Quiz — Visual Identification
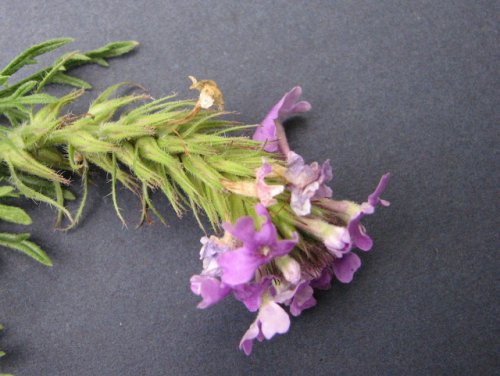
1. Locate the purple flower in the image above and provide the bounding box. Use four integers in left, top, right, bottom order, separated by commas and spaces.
271, 278, 317, 317
239, 300, 291, 355
190, 236, 233, 308
288, 282, 317, 316
233, 277, 272, 312
256, 159, 284, 207
252, 87, 311, 153
217, 204, 298, 286
332, 252, 362, 283
311, 267, 334, 290
296, 217, 351, 258
198, 236, 231, 277
348, 173, 391, 252
190, 275, 231, 308
286, 151, 333, 216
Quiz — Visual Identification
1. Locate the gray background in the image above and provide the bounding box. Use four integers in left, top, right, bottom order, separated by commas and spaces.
0, 1, 498, 375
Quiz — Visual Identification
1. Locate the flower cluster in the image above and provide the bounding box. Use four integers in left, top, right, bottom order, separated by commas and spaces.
191, 87, 390, 354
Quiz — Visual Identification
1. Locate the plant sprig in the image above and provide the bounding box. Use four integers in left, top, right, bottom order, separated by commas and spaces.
0, 38, 138, 266
0, 38, 139, 126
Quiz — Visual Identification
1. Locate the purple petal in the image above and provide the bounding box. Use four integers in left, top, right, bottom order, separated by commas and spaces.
256, 161, 284, 207
313, 159, 333, 199
252, 87, 311, 153
254, 204, 279, 245
347, 173, 391, 251
290, 183, 317, 216
278, 87, 311, 118
190, 275, 231, 309
289, 283, 317, 316
289, 100, 312, 114
367, 173, 391, 207
254, 217, 279, 246
259, 301, 291, 339
233, 278, 272, 312
239, 320, 261, 356
255, 203, 272, 221
332, 252, 362, 283
348, 212, 373, 251
324, 226, 351, 257
311, 267, 333, 290
257, 161, 272, 180
218, 247, 263, 286
222, 216, 256, 244
270, 233, 299, 258
285, 152, 333, 216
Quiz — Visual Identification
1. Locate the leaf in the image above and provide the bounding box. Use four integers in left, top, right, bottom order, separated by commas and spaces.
11, 81, 37, 98
0, 204, 32, 225
0, 38, 73, 77
35, 51, 78, 93
0, 39, 138, 99
0, 232, 52, 266
0, 186, 15, 197
51, 72, 92, 89
85, 40, 139, 60
15, 93, 57, 105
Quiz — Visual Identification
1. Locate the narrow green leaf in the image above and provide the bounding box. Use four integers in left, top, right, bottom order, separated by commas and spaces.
0, 204, 32, 225
0, 232, 52, 266
53, 181, 64, 226
85, 40, 139, 59
0, 38, 73, 76
51, 72, 92, 89
0, 39, 137, 98
16, 93, 57, 104
111, 153, 127, 226
64, 167, 88, 230
7, 162, 73, 224
0, 186, 15, 197
35, 51, 79, 93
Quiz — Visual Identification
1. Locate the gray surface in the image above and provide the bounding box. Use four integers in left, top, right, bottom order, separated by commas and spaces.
0, 1, 498, 375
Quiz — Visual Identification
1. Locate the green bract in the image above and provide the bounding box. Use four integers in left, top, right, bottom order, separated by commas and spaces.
0, 38, 138, 266
3, 83, 277, 230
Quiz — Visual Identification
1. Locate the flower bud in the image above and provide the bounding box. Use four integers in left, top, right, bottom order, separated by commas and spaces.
275, 255, 301, 284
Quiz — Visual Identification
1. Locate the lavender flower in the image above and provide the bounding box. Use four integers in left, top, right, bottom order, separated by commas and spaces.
190, 275, 231, 309
189, 85, 391, 355
190, 236, 233, 308
296, 217, 351, 258
221, 159, 284, 207
273, 280, 317, 317
288, 282, 317, 316
217, 204, 298, 286
332, 252, 362, 284
320, 173, 391, 252
252, 87, 311, 153
348, 173, 391, 251
256, 159, 285, 207
232, 277, 272, 312
239, 299, 291, 355
286, 151, 333, 216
